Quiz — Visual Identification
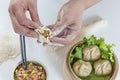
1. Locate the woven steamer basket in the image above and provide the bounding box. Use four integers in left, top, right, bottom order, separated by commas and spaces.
65, 41, 119, 80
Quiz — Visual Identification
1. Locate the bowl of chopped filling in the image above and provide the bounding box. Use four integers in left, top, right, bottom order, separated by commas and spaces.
14, 61, 47, 80
65, 35, 119, 80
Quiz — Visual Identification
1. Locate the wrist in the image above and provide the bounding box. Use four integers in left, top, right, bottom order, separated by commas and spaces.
69, 0, 102, 10
67, 0, 85, 11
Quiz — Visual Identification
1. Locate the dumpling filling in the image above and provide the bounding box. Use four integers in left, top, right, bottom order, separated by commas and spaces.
14, 62, 47, 80
35, 26, 53, 44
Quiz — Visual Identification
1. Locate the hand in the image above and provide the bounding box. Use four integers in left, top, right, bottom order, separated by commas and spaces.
48, 0, 84, 46
9, 0, 41, 38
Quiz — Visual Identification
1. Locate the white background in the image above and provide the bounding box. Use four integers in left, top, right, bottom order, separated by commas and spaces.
0, 0, 120, 80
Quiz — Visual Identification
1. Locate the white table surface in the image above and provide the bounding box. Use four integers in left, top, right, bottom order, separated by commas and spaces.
0, 0, 120, 80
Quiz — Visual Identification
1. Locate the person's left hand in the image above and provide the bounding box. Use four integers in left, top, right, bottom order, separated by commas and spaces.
48, 0, 85, 46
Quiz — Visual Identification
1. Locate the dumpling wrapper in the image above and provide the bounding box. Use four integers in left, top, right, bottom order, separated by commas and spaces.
83, 45, 101, 61
73, 60, 92, 77
94, 60, 112, 76
35, 26, 53, 44
0, 34, 20, 63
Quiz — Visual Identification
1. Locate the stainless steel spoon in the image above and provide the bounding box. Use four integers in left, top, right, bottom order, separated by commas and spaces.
20, 35, 27, 69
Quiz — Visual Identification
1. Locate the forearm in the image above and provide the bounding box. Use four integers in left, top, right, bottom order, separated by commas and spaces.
79, 0, 102, 9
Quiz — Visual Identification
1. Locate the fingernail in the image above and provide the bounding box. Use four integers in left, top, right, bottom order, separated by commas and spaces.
43, 42, 48, 46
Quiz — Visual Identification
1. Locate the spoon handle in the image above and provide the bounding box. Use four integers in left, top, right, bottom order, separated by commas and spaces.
20, 35, 27, 69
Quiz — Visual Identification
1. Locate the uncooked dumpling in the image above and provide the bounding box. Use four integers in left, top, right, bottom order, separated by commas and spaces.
83, 45, 101, 61
72, 60, 92, 77
94, 60, 112, 76
35, 26, 52, 44
0, 34, 20, 63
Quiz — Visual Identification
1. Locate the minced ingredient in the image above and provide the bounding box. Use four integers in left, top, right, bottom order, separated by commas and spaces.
14, 62, 47, 80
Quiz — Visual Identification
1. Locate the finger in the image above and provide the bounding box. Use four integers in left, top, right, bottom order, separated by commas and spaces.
48, 19, 68, 33
28, 0, 41, 25
48, 8, 71, 32
52, 25, 67, 36
10, 12, 38, 38
50, 28, 79, 45
54, 17, 69, 28
50, 35, 75, 45
14, 9, 40, 29
17, 26, 38, 38
47, 24, 56, 31
53, 13, 76, 32
57, 7, 64, 22
43, 42, 64, 47
50, 37, 68, 45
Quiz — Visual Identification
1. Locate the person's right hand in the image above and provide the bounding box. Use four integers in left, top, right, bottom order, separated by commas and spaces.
9, 0, 41, 38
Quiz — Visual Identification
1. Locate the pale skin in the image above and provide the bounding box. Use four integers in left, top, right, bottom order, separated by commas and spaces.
9, 0, 101, 46
9, 0, 41, 38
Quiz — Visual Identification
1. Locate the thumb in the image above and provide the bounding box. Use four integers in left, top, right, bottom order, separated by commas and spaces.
51, 13, 73, 36
51, 13, 70, 31
52, 6, 68, 30
51, 21, 67, 36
